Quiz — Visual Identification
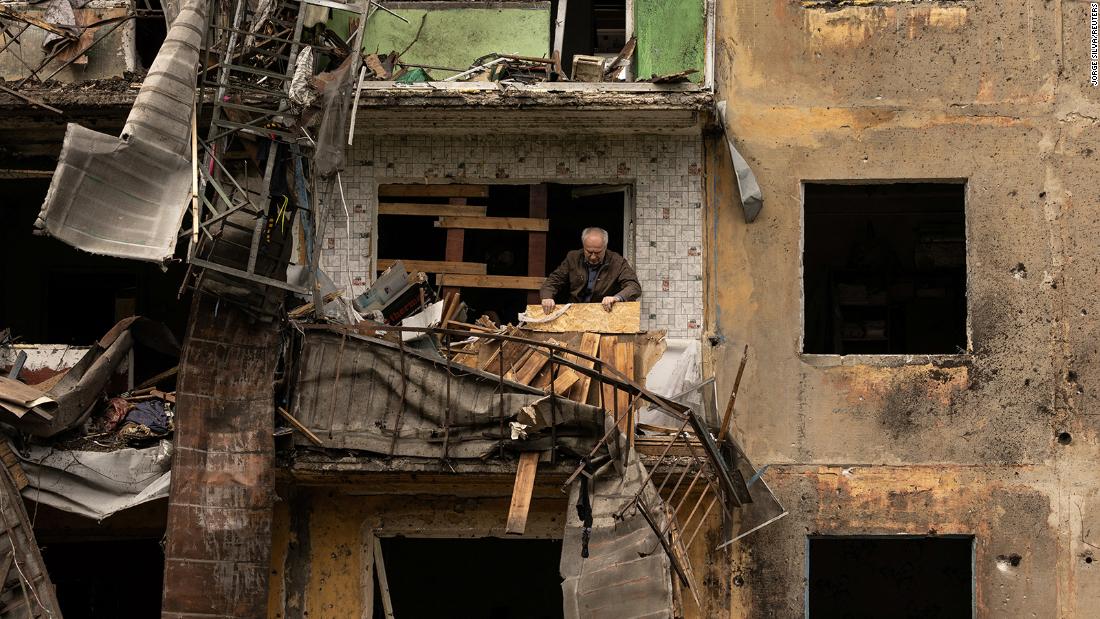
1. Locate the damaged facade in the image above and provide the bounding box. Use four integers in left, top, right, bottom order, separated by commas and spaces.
0, 0, 1096, 618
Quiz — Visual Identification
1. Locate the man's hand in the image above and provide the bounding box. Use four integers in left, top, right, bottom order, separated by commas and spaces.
601, 296, 619, 312
541, 298, 556, 315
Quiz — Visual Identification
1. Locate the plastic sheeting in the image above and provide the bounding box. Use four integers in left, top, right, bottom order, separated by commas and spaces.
19, 441, 172, 520
716, 100, 763, 223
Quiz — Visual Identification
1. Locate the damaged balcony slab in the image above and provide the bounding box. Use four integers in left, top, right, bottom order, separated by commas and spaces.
352, 86, 714, 135
282, 453, 577, 487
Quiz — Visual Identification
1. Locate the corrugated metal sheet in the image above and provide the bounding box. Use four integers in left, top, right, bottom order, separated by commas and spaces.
561, 458, 674, 619
35, 0, 206, 262
291, 330, 606, 459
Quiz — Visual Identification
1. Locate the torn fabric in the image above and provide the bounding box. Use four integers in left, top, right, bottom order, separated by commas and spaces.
716, 100, 763, 223
36, 0, 207, 262
19, 441, 172, 520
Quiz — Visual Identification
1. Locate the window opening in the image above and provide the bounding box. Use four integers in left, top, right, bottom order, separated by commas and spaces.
376, 537, 563, 619
802, 182, 967, 355
808, 536, 974, 618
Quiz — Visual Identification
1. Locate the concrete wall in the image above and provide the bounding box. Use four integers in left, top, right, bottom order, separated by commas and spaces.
267, 478, 569, 618
707, 1, 1100, 616
634, 0, 706, 80
324, 133, 706, 338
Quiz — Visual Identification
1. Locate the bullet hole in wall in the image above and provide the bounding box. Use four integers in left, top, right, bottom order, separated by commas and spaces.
1057, 432, 1072, 445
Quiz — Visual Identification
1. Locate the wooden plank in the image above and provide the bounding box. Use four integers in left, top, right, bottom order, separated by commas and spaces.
522, 302, 642, 333
567, 334, 601, 402
438, 274, 544, 290
373, 537, 395, 619
549, 332, 602, 395
378, 184, 489, 198
277, 407, 325, 447
436, 216, 549, 232
598, 336, 639, 442
377, 202, 487, 217
614, 339, 636, 447
442, 199, 466, 298
505, 451, 541, 535
361, 529, 375, 619
376, 259, 486, 275
511, 347, 552, 386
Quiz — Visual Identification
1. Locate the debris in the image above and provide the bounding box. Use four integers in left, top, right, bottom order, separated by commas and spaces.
716, 100, 764, 222
570, 55, 606, 82
603, 36, 637, 80
35, 0, 208, 262
505, 451, 540, 534
648, 68, 699, 83
277, 407, 325, 447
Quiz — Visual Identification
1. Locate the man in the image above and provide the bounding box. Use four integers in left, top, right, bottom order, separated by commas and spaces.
540, 227, 641, 313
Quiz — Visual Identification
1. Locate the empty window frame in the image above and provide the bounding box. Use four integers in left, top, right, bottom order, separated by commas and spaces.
374, 537, 564, 619
802, 182, 967, 355
808, 536, 974, 618
554, 0, 628, 75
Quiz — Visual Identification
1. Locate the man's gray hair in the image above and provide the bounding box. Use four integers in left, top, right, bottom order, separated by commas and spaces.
581, 227, 609, 245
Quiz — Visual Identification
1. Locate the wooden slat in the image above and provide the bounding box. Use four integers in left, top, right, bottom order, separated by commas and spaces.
511, 347, 552, 386
377, 202, 487, 217
376, 259, 487, 275
361, 529, 376, 619
277, 407, 325, 447
614, 339, 636, 446
600, 336, 636, 442
438, 274, 545, 290
505, 451, 541, 535
378, 184, 489, 198
373, 537, 395, 619
550, 332, 601, 397
567, 334, 601, 402
436, 216, 549, 232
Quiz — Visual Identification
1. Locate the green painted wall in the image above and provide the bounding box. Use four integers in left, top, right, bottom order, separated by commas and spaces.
335, 5, 550, 79
634, 0, 705, 81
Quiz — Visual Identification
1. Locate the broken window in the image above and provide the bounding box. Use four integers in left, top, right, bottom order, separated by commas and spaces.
41, 538, 166, 618
0, 179, 190, 344
375, 183, 627, 325
554, 0, 627, 76
808, 536, 974, 618
375, 537, 563, 618
802, 183, 967, 355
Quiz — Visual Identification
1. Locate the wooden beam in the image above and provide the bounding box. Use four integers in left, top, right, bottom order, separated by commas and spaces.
361, 529, 376, 619
436, 216, 549, 232
373, 537, 395, 619
377, 202, 487, 217
376, 259, 487, 275
528, 184, 548, 305
505, 451, 541, 535
378, 184, 489, 198
277, 407, 325, 447
614, 338, 636, 446
438, 274, 545, 290
442, 198, 467, 298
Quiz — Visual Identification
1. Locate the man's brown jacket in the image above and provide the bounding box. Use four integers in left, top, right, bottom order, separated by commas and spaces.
539, 249, 642, 303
